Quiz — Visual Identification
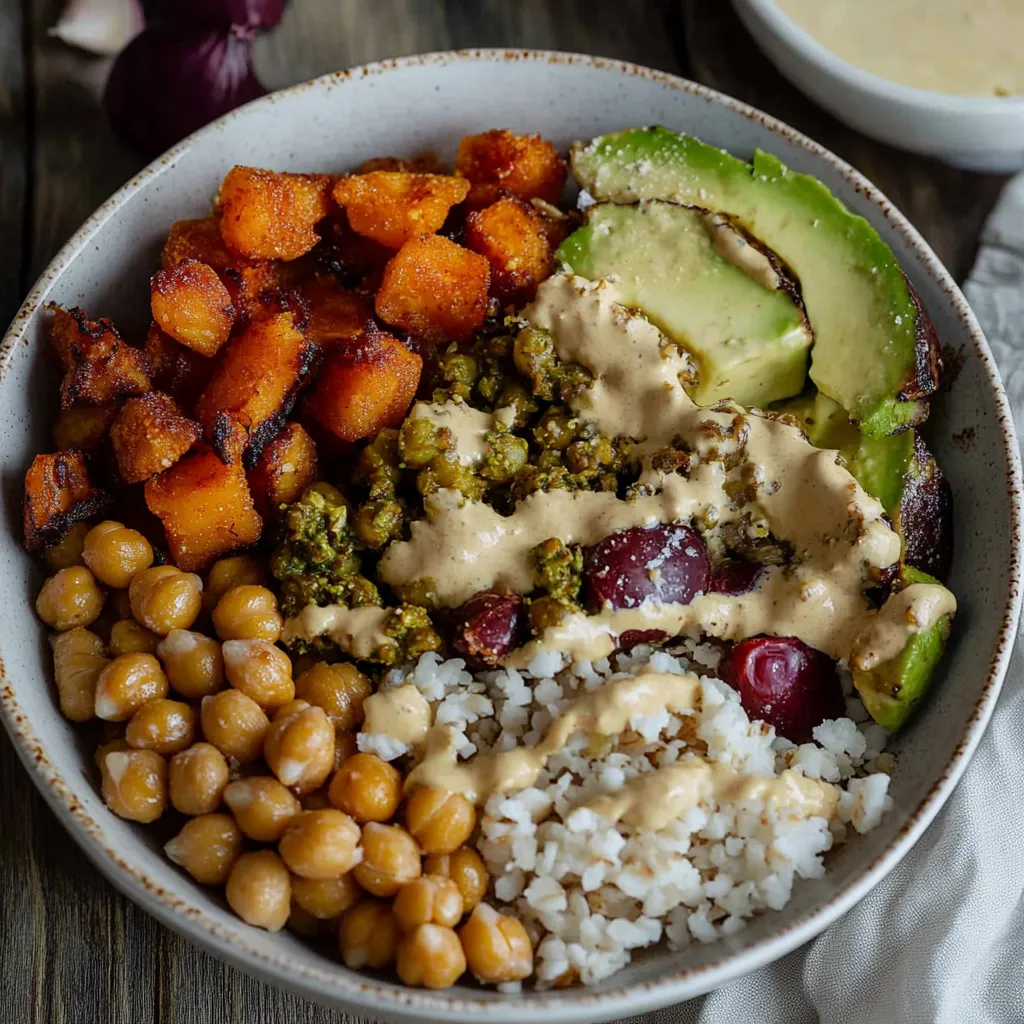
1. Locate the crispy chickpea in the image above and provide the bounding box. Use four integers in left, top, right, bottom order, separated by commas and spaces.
168, 742, 229, 815
394, 874, 464, 932
226, 850, 291, 932
338, 901, 400, 970
328, 753, 401, 824
200, 689, 269, 763
129, 565, 202, 635
353, 822, 421, 897
43, 521, 90, 571
333, 727, 358, 771
94, 652, 169, 721
222, 639, 295, 711
203, 555, 268, 614
291, 873, 360, 920
212, 585, 282, 642
264, 701, 334, 793
51, 627, 108, 722
94, 735, 128, 770
293, 661, 371, 730
36, 566, 105, 631
157, 629, 224, 699
224, 776, 300, 842
396, 924, 467, 989
100, 749, 167, 823
108, 619, 161, 656
423, 847, 489, 912
165, 813, 243, 885
82, 521, 154, 589
458, 902, 533, 984
405, 787, 476, 856
126, 698, 196, 754
278, 809, 362, 880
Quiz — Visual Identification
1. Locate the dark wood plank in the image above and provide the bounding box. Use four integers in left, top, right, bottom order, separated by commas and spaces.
682, 0, 1007, 281
0, 0, 27, 326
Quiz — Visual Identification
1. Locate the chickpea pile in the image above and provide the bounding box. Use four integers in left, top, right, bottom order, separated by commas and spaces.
35, 523, 534, 990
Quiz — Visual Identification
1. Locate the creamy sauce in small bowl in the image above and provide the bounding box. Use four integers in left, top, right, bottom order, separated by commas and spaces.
775, 0, 1024, 97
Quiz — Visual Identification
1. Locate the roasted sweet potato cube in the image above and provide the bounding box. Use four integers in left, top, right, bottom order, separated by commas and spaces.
23, 451, 111, 552
143, 324, 218, 411
305, 324, 421, 442
317, 213, 393, 289
150, 259, 235, 357
162, 217, 237, 271
300, 279, 371, 349
356, 153, 449, 175
145, 445, 262, 571
456, 130, 567, 206
375, 235, 490, 343
218, 166, 331, 261
50, 305, 150, 409
333, 172, 470, 249
247, 421, 319, 518
195, 311, 318, 461
110, 392, 202, 484
465, 196, 554, 301
52, 405, 117, 451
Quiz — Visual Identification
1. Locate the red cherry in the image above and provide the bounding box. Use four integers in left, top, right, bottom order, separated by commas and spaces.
721, 636, 845, 742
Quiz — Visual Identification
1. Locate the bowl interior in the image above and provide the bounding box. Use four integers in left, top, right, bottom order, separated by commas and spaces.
1, 52, 1019, 1022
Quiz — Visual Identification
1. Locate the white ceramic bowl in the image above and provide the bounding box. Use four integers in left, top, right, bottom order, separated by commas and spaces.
734, 0, 1024, 171
1, 50, 1021, 1024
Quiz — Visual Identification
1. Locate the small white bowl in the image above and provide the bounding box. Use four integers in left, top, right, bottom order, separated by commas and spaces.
734, 0, 1024, 171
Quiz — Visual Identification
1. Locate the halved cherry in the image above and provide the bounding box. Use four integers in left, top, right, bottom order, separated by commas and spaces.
582, 523, 710, 612
450, 590, 525, 667
720, 635, 845, 742
709, 558, 765, 596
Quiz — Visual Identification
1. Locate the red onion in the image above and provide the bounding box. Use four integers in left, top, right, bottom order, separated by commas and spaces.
104, 22, 266, 159
157, 0, 286, 30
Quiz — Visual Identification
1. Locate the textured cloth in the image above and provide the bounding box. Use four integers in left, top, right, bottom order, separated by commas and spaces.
621, 178, 1024, 1024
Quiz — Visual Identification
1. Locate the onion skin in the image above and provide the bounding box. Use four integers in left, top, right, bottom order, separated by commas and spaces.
104, 22, 267, 159
157, 0, 287, 29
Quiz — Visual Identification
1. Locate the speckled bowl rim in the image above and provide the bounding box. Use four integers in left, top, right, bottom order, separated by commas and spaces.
1, 49, 1021, 1023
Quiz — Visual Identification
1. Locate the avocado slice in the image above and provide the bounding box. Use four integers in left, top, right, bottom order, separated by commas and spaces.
775, 391, 953, 581
853, 565, 953, 732
556, 201, 812, 407
571, 127, 941, 438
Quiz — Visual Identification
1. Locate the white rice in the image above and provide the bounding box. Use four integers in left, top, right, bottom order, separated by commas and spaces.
375, 641, 893, 987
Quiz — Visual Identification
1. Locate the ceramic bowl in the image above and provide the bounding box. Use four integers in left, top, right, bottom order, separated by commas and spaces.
1, 50, 1020, 1024
733, 0, 1024, 172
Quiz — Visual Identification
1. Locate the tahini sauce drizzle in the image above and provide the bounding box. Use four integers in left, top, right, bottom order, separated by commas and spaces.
409, 400, 495, 467
408, 668, 838, 824
282, 604, 393, 661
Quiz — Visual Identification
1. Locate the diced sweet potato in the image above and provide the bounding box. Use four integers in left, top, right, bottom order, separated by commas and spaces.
150, 259, 235, 357
375, 235, 490, 343
356, 153, 449, 175
333, 172, 470, 249
531, 198, 576, 250
456, 130, 567, 207
247, 421, 319, 518
23, 451, 111, 552
195, 311, 318, 463
465, 196, 554, 301
162, 216, 282, 321
50, 305, 150, 409
110, 392, 202, 484
52, 405, 117, 451
162, 217, 237, 271
145, 445, 262, 571
143, 324, 218, 411
218, 166, 331, 261
305, 323, 421, 442
299, 279, 371, 350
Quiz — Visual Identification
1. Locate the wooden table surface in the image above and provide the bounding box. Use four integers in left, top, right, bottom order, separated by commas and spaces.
0, 2, 1009, 1021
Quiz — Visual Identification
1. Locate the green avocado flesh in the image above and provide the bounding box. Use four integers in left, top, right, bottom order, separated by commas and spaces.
775, 391, 914, 515
556, 201, 812, 408
853, 566, 952, 732
571, 127, 927, 437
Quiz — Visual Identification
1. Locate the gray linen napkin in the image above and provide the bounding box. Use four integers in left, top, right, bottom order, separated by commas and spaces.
620, 177, 1024, 1024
